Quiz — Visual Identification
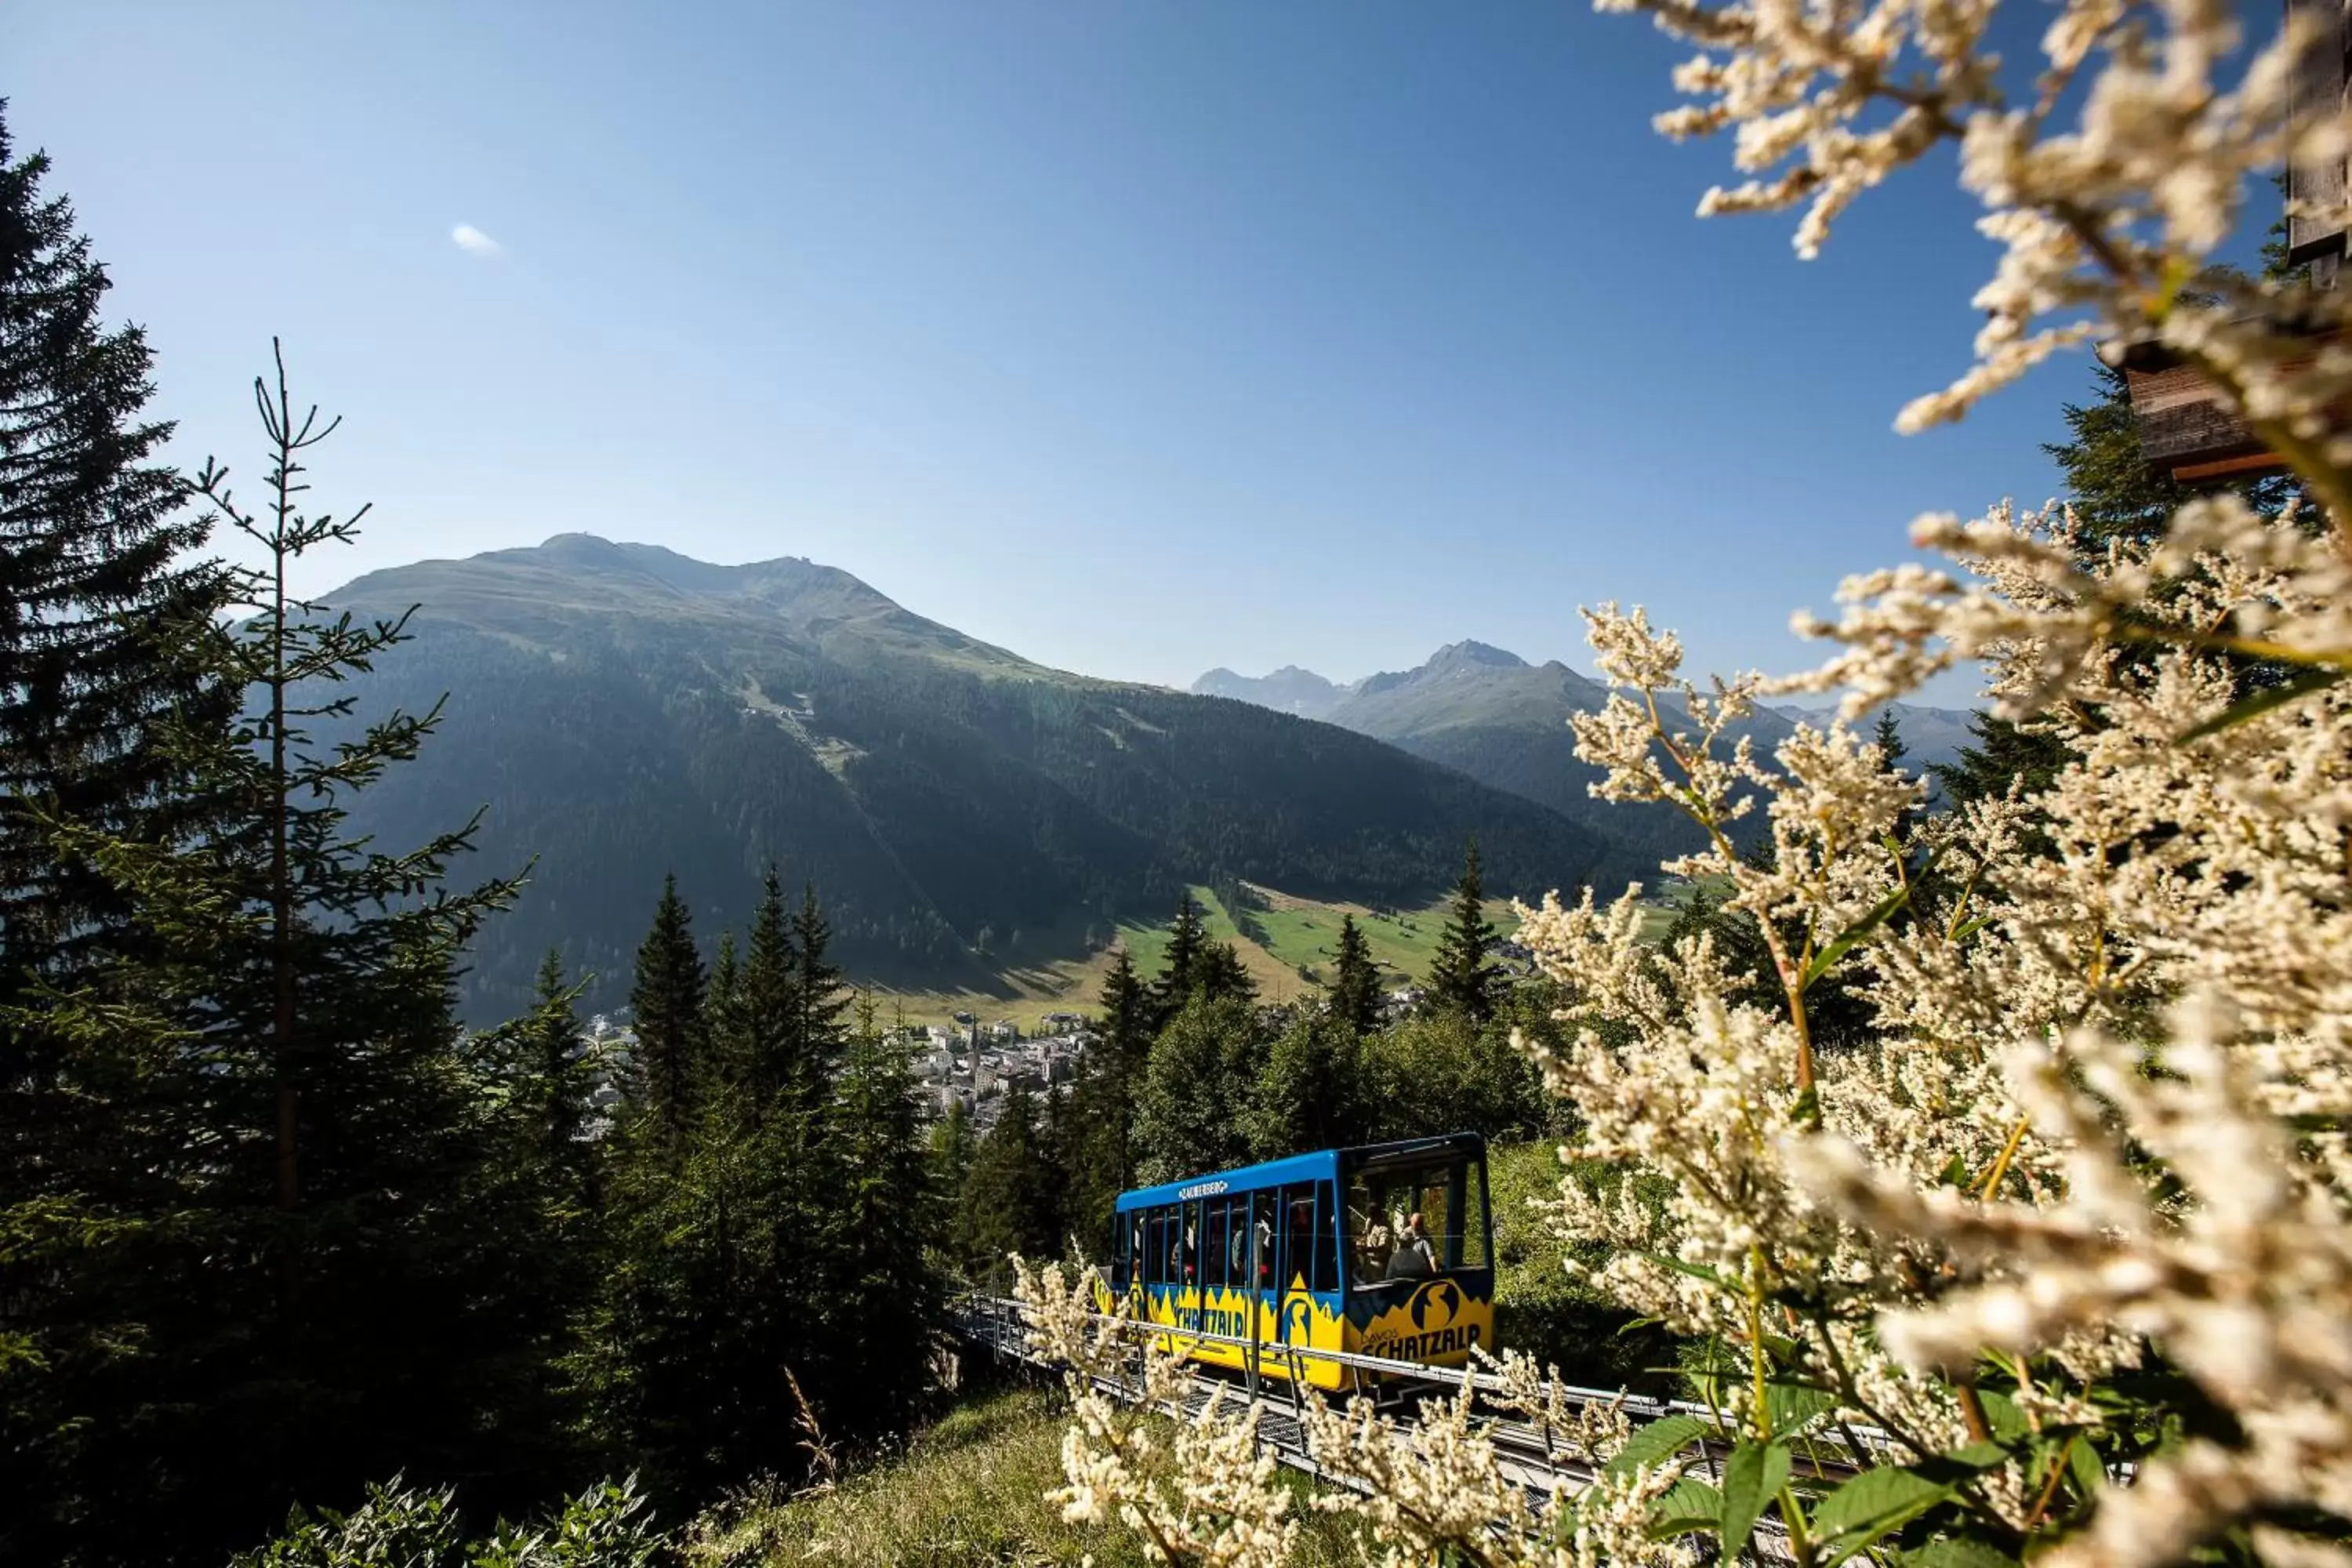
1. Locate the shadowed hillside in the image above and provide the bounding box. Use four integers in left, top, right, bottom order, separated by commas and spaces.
320, 537, 1644, 1021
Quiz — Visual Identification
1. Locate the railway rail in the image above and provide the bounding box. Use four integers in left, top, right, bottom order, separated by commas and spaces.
951, 1291, 1865, 1548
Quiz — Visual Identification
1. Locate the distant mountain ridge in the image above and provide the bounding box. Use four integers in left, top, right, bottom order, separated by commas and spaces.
1192, 648, 1979, 867
317, 536, 1642, 1022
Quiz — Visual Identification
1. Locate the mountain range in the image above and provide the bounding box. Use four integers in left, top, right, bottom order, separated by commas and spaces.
318, 536, 1646, 1022
1192, 647, 1980, 865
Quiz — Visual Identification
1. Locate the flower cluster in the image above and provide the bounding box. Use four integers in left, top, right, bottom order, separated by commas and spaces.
1031, 0, 2352, 1560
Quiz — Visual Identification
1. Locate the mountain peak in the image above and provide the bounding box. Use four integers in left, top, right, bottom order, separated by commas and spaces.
1424, 640, 1526, 673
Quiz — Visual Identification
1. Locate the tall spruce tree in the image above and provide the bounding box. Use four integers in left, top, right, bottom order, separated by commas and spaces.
1057, 947, 1151, 1253
819, 992, 939, 1436
0, 106, 231, 1036
1153, 891, 1208, 1022
1327, 913, 1383, 1036
786, 881, 849, 1103
736, 866, 801, 1116
1426, 837, 1500, 1023
627, 873, 705, 1145
960, 1080, 1054, 1285
517, 949, 599, 1196
2, 344, 539, 1563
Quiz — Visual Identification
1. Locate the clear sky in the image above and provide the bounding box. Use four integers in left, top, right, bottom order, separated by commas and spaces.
17, 1, 2109, 700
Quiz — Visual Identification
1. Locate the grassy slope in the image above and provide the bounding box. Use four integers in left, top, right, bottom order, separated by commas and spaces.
867, 882, 1549, 1029
684, 1387, 1359, 1567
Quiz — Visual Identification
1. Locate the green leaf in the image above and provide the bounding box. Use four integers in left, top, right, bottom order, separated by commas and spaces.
1646, 1478, 1725, 1540
1721, 1440, 1793, 1562
1636, 1250, 1730, 1290
1810, 1446, 2008, 1567
2176, 666, 2349, 744
2067, 1436, 2107, 1500
1766, 1381, 1837, 1439
1951, 914, 1996, 943
1936, 1152, 1971, 1189
1975, 1388, 2030, 1443
1889, 1537, 2020, 1568
1602, 1413, 1711, 1479
1800, 863, 1929, 992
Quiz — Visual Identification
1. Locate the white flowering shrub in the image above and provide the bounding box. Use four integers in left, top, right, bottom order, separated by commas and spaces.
1025, 0, 2352, 1562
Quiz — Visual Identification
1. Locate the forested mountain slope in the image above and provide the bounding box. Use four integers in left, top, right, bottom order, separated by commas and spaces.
321, 535, 1640, 1022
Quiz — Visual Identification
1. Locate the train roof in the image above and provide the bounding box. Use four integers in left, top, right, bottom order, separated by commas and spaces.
1113, 1132, 1486, 1213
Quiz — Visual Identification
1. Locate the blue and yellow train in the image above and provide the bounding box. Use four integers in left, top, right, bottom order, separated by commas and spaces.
1108, 1132, 1495, 1391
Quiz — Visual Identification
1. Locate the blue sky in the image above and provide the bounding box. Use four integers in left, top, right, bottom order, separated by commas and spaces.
17, 1, 2111, 700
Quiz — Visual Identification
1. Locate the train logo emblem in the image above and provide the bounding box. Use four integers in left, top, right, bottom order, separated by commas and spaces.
1409, 1279, 1461, 1331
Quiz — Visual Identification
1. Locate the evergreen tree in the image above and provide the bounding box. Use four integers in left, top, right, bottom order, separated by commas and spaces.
1426, 837, 1500, 1023
1097, 946, 1151, 1086
960, 1080, 1054, 1285
1153, 891, 1207, 1022
1327, 913, 1383, 1036
1057, 947, 1151, 1254
818, 992, 938, 1439
626, 873, 704, 1145
1193, 938, 1258, 1007
0, 105, 232, 1048
517, 949, 599, 1197
786, 881, 850, 1105
735, 866, 801, 1116
927, 1094, 975, 1225
1, 344, 539, 1563
1872, 710, 1907, 770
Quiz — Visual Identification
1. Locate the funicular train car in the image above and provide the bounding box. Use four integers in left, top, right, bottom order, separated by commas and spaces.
1107, 1132, 1495, 1391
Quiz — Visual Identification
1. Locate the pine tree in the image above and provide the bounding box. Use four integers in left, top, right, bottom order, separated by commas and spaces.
517, 949, 598, 1192
928, 1094, 975, 1219
0, 106, 232, 1039
1872, 710, 1907, 770
787, 881, 850, 1105
2, 344, 538, 1563
736, 866, 801, 1116
818, 992, 938, 1439
1057, 947, 1151, 1253
1426, 837, 1500, 1023
703, 928, 743, 1093
960, 1080, 1053, 1285
1327, 913, 1383, 1036
1194, 939, 1258, 1007
627, 873, 705, 1145
1153, 891, 1207, 1022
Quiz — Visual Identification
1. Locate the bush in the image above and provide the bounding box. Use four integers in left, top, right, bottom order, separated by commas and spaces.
231, 1476, 662, 1568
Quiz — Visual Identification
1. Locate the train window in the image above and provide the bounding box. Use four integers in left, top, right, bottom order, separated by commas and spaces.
1278, 1183, 1316, 1292
1250, 1192, 1276, 1289
1345, 1158, 1490, 1283
1112, 1215, 1130, 1290
1203, 1200, 1230, 1289
1181, 1203, 1201, 1287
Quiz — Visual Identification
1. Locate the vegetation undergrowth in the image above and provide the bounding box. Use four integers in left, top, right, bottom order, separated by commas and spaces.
680, 1386, 1360, 1568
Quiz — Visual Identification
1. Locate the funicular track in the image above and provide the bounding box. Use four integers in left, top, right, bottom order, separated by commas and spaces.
952, 1293, 1860, 1552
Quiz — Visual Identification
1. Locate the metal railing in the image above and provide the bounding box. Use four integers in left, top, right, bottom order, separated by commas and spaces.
948, 1290, 1878, 1524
